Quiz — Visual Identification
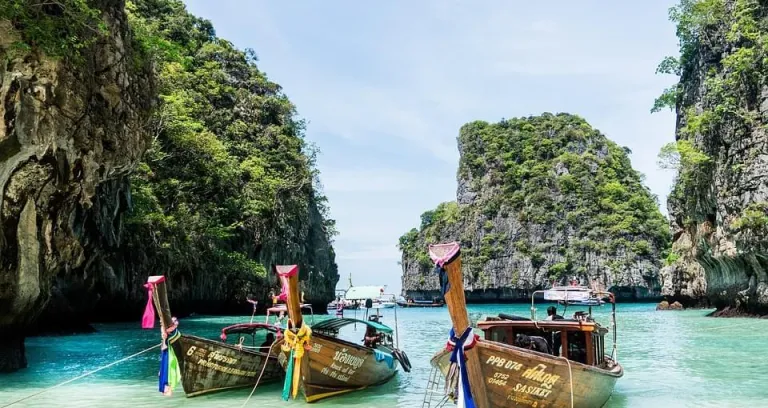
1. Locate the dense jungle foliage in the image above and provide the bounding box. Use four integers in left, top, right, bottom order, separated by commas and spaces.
653, 0, 768, 235
122, 0, 337, 286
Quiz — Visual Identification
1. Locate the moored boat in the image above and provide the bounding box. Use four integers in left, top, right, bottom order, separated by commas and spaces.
273, 265, 411, 403
142, 276, 283, 397
423, 242, 623, 408
395, 298, 445, 308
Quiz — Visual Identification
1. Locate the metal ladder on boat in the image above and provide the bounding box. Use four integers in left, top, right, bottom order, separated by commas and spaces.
421, 365, 452, 408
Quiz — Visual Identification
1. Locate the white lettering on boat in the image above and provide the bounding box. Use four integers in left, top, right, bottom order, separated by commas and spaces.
195, 357, 258, 377
332, 348, 366, 369
521, 364, 560, 390
513, 382, 553, 398
206, 351, 238, 365
310, 343, 323, 353
484, 355, 523, 371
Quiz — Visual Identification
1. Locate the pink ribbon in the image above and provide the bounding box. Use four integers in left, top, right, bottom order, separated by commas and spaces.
142, 283, 156, 329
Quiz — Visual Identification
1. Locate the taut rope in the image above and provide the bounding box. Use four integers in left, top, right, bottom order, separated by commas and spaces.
240, 341, 278, 407
1, 343, 161, 408
557, 356, 574, 408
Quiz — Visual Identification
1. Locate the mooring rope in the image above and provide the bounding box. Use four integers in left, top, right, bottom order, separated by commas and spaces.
1, 343, 161, 408
557, 356, 574, 408
240, 341, 278, 407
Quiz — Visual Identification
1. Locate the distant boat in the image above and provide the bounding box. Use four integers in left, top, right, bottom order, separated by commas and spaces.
372, 300, 396, 308
395, 298, 445, 308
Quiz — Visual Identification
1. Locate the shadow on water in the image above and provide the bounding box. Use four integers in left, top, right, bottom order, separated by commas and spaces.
2, 304, 768, 407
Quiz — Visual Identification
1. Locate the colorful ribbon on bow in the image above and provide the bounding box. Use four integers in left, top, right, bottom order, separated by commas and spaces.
431, 244, 459, 296
142, 282, 156, 329
446, 327, 478, 408
281, 320, 313, 400
159, 322, 182, 395
434, 264, 451, 295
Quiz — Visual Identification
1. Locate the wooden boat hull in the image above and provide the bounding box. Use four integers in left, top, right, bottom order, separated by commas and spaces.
431, 341, 622, 408
176, 334, 283, 397
277, 333, 398, 402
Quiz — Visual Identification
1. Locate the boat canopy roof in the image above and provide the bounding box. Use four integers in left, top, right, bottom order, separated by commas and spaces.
540, 286, 613, 306
311, 317, 393, 334
344, 286, 385, 300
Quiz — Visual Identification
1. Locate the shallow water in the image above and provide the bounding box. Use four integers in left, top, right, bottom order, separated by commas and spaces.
1, 303, 767, 408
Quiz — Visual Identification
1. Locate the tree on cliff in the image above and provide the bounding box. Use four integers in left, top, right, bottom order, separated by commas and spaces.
399, 113, 670, 300
122, 0, 339, 308
652, 0, 768, 314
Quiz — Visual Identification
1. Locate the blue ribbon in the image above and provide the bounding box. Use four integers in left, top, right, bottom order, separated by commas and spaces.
158, 346, 169, 393
449, 327, 476, 408
435, 264, 450, 295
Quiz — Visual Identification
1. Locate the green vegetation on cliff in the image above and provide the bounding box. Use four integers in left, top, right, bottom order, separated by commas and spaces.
655, 0, 768, 232
652, 0, 768, 313
0, 0, 106, 61
123, 0, 337, 295
400, 113, 669, 294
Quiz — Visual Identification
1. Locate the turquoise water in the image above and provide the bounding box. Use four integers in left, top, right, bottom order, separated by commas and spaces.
1, 303, 767, 407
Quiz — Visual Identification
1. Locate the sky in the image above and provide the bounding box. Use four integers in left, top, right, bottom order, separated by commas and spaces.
183, 0, 681, 295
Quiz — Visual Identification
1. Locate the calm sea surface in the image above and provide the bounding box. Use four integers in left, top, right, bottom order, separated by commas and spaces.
1, 303, 767, 408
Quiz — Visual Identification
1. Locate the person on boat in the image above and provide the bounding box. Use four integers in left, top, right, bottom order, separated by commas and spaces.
545, 306, 564, 320
363, 316, 383, 347
545, 306, 563, 356
514, 333, 550, 353
260, 332, 276, 350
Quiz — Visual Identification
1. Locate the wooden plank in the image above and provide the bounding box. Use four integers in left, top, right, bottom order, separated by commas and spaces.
441, 248, 490, 408
586, 333, 594, 366
277, 265, 303, 327
148, 276, 173, 332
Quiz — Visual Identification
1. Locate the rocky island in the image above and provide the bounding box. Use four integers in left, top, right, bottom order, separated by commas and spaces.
0, 0, 338, 372
399, 113, 670, 302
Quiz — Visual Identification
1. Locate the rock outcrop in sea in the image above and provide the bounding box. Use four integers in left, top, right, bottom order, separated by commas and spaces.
399, 113, 670, 302
656, 0, 768, 315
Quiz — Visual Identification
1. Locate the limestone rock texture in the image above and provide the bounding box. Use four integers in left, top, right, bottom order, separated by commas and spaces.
400, 113, 670, 303
0, 0, 153, 371
659, 0, 768, 316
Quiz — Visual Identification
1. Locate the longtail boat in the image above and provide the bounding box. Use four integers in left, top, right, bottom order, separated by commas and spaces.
424, 242, 623, 408
273, 265, 412, 403
142, 276, 283, 397
395, 298, 445, 308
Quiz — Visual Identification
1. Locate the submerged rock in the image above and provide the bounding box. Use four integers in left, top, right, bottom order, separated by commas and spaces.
656, 300, 684, 311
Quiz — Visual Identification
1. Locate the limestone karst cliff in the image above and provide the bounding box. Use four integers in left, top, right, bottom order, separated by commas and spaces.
0, 0, 154, 371
399, 113, 670, 302
0, 0, 339, 372
656, 0, 768, 315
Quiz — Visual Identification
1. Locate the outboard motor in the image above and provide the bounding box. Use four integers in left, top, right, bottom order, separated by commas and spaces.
365, 298, 373, 309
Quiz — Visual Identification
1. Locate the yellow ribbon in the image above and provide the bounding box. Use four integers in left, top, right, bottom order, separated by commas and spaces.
281, 320, 312, 399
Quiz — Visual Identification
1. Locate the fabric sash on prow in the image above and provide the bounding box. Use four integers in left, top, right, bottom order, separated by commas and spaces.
144, 275, 173, 331
275, 265, 302, 328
